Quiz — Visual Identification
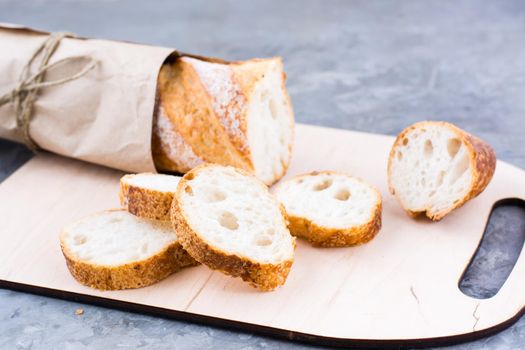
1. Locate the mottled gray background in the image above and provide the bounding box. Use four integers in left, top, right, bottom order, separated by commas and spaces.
0, 0, 524, 349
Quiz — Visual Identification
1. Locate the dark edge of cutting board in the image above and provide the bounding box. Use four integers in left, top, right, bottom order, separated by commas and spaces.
1, 280, 524, 349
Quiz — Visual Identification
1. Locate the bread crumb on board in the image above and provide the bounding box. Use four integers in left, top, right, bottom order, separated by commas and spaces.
75, 308, 84, 315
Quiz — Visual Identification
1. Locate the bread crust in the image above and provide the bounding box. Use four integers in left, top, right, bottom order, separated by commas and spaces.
60, 210, 198, 291
152, 103, 204, 173
155, 60, 250, 174
274, 171, 382, 247
153, 56, 294, 185
387, 121, 496, 221
119, 173, 174, 221
171, 164, 295, 291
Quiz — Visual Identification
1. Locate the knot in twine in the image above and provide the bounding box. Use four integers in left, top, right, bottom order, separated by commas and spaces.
0, 32, 97, 151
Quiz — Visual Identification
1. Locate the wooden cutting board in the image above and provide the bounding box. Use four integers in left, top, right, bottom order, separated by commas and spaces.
1, 124, 524, 348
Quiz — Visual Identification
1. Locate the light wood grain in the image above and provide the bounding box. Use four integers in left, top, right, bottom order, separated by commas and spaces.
0, 124, 524, 342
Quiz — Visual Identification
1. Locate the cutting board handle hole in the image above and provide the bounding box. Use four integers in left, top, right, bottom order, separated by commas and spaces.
459, 198, 525, 299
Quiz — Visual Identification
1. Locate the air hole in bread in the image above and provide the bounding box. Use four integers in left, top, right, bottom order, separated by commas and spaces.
423, 139, 433, 158
269, 99, 279, 120
447, 138, 462, 158
254, 235, 273, 246
437, 170, 445, 186
334, 189, 351, 201
261, 90, 269, 102
267, 228, 276, 236
313, 179, 332, 191
74, 235, 87, 245
207, 189, 227, 202
272, 163, 281, 176
402, 138, 409, 146
421, 177, 426, 187
449, 155, 470, 184
296, 179, 304, 184
429, 190, 436, 197
219, 211, 239, 230
108, 217, 123, 224
185, 185, 194, 196
397, 151, 403, 161
186, 173, 195, 181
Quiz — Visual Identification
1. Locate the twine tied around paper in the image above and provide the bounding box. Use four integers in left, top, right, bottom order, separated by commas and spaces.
0, 32, 97, 151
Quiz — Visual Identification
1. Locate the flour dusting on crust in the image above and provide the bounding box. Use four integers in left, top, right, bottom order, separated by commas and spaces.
182, 57, 248, 152
155, 105, 204, 172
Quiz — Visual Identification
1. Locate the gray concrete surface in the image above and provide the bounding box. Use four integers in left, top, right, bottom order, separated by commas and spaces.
1, 0, 524, 348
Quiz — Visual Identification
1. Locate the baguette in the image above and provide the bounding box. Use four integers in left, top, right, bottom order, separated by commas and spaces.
388, 121, 496, 221
171, 164, 296, 291
153, 56, 294, 185
60, 210, 197, 290
274, 171, 382, 247
120, 173, 181, 221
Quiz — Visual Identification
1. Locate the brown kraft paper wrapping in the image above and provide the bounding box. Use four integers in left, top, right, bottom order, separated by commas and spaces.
0, 23, 176, 173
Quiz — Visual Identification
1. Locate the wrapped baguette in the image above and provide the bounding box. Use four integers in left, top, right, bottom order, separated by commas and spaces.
0, 23, 294, 184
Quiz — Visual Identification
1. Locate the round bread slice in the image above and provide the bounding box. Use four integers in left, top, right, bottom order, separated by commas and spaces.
120, 173, 181, 221
274, 171, 382, 247
171, 164, 296, 291
60, 210, 197, 290
388, 121, 496, 221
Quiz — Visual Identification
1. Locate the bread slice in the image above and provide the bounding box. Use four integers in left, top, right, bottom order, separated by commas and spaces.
120, 173, 181, 221
153, 56, 294, 185
388, 121, 496, 221
60, 210, 197, 290
274, 171, 382, 247
171, 164, 296, 291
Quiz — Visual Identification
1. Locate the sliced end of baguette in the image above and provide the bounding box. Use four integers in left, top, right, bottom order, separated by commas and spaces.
233, 58, 294, 185
120, 173, 181, 221
171, 164, 295, 291
154, 56, 294, 185
388, 121, 496, 221
274, 171, 382, 247
60, 210, 197, 290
